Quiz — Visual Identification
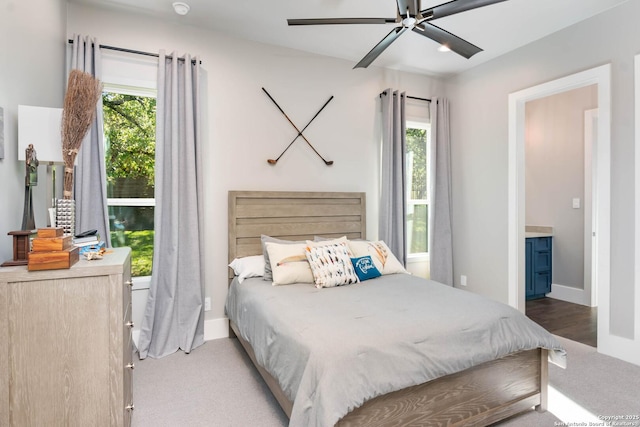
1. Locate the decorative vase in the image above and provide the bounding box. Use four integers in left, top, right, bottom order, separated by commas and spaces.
55, 198, 75, 237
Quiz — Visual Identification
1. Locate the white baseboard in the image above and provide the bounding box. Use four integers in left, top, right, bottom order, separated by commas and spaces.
547, 283, 590, 306
599, 333, 640, 367
204, 317, 230, 341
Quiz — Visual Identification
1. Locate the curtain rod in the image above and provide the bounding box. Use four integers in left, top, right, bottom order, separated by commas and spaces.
379, 90, 431, 103
67, 39, 201, 65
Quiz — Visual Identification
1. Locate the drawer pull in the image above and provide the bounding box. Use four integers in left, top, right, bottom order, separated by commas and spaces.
126, 321, 135, 328
126, 363, 135, 370
126, 404, 135, 411
125, 280, 133, 287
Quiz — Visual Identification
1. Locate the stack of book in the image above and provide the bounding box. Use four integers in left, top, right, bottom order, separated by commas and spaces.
73, 231, 105, 255
28, 227, 79, 271
73, 233, 100, 247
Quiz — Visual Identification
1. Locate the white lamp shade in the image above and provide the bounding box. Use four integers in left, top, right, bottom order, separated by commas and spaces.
18, 105, 64, 163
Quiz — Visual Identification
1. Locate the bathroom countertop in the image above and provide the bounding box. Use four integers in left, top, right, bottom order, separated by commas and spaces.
525, 225, 553, 239
525, 232, 553, 238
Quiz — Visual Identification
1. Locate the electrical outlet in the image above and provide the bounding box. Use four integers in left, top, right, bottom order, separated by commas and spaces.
204, 297, 211, 311
460, 275, 467, 287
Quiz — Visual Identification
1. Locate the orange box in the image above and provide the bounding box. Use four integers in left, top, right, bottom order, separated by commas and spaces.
28, 246, 79, 271
36, 227, 64, 238
31, 235, 73, 252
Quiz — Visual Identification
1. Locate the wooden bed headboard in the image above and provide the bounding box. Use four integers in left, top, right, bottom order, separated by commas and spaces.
228, 191, 366, 279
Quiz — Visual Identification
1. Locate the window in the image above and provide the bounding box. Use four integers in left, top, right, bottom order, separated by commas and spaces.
103, 85, 157, 277
406, 121, 431, 258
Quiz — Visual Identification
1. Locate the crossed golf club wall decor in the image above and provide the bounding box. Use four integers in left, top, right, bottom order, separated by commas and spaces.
262, 87, 334, 166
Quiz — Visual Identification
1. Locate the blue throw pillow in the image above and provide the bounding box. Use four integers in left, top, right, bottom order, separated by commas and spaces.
351, 256, 382, 282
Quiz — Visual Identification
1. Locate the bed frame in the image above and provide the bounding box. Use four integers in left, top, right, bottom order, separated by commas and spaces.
228, 190, 548, 426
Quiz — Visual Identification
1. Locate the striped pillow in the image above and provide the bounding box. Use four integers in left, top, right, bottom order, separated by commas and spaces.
305, 242, 359, 288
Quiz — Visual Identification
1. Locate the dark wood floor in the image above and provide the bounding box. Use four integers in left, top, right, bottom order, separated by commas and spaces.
526, 297, 597, 347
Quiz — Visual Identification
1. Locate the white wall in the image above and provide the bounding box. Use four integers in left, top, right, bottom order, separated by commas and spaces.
525, 85, 597, 290
67, 3, 445, 329
0, 0, 67, 263
446, 1, 636, 339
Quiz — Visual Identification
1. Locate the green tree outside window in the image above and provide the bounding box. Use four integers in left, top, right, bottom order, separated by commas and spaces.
406, 127, 429, 255
103, 92, 156, 277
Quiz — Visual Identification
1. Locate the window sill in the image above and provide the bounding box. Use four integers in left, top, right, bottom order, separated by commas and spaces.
407, 254, 429, 263
132, 275, 151, 291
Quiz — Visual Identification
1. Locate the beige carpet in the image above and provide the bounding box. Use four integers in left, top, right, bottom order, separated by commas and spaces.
132, 335, 640, 426
132, 337, 287, 427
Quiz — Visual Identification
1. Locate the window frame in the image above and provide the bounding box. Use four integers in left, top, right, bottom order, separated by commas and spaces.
101, 51, 158, 287
102, 82, 158, 279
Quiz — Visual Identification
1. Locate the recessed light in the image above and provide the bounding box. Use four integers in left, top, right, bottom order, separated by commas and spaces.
172, 2, 190, 16
438, 45, 451, 52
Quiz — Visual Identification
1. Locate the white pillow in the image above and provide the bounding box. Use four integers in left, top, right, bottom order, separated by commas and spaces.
347, 240, 408, 275
260, 235, 305, 281
228, 255, 266, 283
264, 241, 314, 285
305, 242, 359, 288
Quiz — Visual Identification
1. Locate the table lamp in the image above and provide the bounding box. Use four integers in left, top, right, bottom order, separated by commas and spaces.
1, 106, 64, 267
18, 105, 64, 227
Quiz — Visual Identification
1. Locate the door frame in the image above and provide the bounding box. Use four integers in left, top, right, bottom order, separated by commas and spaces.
507, 64, 611, 348
584, 108, 597, 307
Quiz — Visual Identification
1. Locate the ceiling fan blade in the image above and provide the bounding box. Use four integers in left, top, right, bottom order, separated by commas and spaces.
354, 27, 407, 69
396, 0, 409, 16
422, 0, 508, 20
287, 18, 396, 26
396, 0, 419, 16
412, 22, 482, 58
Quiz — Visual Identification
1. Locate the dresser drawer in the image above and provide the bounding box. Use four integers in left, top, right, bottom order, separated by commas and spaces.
124, 332, 134, 372
123, 279, 132, 317
124, 333, 134, 426
533, 251, 551, 271
124, 301, 132, 325
534, 271, 551, 294
123, 302, 133, 368
533, 236, 552, 251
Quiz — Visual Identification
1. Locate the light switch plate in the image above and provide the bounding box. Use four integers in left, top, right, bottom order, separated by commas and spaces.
572, 198, 581, 209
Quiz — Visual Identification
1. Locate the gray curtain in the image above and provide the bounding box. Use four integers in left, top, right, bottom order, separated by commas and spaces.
429, 98, 453, 285
138, 51, 204, 359
379, 89, 407, 265
68, 34, 111, 247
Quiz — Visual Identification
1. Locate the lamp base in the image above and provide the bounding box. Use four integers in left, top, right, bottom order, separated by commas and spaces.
22, 182, 35, 231
1, 230, 35, 267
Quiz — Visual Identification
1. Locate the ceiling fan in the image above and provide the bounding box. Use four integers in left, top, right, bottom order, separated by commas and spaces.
287, 0, 508, 68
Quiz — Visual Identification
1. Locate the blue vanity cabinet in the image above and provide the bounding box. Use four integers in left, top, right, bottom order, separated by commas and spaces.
525, 236, 552, 300
525, 239, 534, 297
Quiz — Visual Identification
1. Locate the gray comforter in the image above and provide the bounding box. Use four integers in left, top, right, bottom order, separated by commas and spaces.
225, 273, 566, 427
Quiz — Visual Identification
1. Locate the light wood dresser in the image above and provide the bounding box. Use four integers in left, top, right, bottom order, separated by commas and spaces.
0, 247, 134, 426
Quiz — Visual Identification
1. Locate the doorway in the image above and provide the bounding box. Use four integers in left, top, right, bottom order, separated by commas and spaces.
522, 88, 598, 347
507, 64, 611, 351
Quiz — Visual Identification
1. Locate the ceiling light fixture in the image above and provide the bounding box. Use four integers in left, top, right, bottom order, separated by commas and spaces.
438, 45, 451, 52
172, 2, 190, 16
